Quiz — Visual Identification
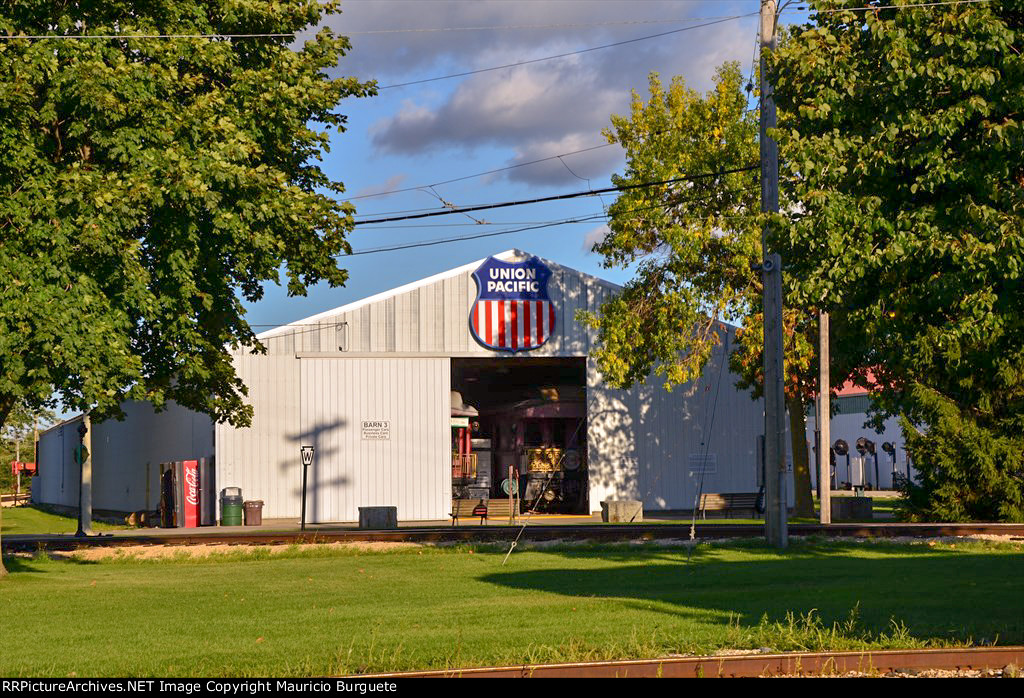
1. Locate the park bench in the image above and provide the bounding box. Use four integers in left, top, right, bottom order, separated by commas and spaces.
698, 492, 761, 519
450, 498, 516, 525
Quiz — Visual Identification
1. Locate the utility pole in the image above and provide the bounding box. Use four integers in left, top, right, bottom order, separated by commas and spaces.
760, 0, 787, 548
75, 414, 94, 537
818, 312, 831, 523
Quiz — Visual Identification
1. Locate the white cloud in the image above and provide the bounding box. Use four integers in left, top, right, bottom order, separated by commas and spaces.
582, 224, 610, 253
353, 174, 408, 199
325, 2, 756, 186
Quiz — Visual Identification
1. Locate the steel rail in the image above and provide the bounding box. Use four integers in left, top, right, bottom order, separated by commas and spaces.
4, 522, 1024, 552
352, 646, 1024, 678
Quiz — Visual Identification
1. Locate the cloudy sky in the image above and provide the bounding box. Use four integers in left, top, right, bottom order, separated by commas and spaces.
248, 0, 808, 329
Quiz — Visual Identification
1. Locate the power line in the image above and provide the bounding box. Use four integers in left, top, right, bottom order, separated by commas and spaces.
349, 142, 619, 201
357, 219, 605, 229
0, 32, 291, 40
351, 124, 683, 205
345, 16, 750, 35
349, 185, 762, 257
350, 216, 606, 256
377, 13, 756, 89
354, 165, 759, 225
0, 3, 993, 42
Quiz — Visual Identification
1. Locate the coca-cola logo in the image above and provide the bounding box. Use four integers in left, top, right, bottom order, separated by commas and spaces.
184, 465, 199, 506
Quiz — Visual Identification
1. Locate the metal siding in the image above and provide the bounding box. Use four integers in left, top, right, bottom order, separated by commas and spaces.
34, 408, 213, 514
90, 402, 214, 512
300, 357, 448, 522
63, 251, 769, 524
215, 352, 301, 519
34, 418, 82, 509
586, 326, 765, 512
259, 251, 615, 358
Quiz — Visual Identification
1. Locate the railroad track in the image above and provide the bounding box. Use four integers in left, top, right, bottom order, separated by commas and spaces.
353, 646, 1024, 678
4, 522, 1024, 552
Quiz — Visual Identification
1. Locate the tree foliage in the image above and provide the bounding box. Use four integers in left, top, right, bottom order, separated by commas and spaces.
773, 0, 1024, 520
580, 64, 821, 516
581, 65, 761, 391
0, 1, 374, 432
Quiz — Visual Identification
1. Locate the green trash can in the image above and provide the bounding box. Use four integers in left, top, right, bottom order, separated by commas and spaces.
220, 487, 243, 526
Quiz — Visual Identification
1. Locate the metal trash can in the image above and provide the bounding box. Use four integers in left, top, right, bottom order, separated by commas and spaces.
220, 487, 243, 526
243, 500, 264, 527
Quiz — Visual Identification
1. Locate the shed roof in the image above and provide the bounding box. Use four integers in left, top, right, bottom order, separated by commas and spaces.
256, 249, 621, 341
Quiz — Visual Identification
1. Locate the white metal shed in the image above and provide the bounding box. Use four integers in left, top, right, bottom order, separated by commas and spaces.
36, 249, 779, 523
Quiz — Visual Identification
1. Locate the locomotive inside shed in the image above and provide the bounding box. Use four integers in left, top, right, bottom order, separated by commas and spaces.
450, 357, 587, 516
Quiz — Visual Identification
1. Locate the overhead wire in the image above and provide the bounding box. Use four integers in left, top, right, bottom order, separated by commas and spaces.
376, 13, 756, 89
349, 183, 764, 256
344, 16, 754, 35
0, 2, 993, 42
354, 165, 760, 225
348, 142, 619, 201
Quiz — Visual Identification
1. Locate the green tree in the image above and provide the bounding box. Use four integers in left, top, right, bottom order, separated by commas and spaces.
0, 0, 374, 573
581, 63, 820, 517
772, 0, 1024, 520
0, 400, 56, 493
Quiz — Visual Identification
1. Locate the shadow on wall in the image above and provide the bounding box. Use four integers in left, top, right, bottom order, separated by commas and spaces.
478, 544, 1024, 644
283, 419, 350, 523
587, 389, 640, 503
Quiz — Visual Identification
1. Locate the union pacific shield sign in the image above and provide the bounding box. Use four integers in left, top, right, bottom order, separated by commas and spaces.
470, 256, 554, 352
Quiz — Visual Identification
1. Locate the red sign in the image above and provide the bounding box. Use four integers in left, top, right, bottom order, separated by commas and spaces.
183, 460, 199, 528
11, 461, 36, 475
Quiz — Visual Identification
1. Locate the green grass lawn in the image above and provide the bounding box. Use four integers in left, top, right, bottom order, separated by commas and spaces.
1, 505, 128, 535
1, 538, 1021, 677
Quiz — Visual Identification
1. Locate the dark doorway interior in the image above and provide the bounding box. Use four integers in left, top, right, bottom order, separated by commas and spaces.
450, 357, 587, 514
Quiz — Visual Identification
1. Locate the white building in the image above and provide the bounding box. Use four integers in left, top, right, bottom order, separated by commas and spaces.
35, 250, 780, 523
807, 382, 917, 492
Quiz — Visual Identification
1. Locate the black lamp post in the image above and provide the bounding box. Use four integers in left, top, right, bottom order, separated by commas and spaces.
75, 421, 89, 537
834, 439, 850, 489
882, 441, 897, 488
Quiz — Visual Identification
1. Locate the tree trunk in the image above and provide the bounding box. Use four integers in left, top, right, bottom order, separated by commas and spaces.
787, 393, 815, 518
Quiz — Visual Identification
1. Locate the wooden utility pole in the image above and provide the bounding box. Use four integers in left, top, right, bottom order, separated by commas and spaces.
760, 0, 787, 548
818, 312, 832, 523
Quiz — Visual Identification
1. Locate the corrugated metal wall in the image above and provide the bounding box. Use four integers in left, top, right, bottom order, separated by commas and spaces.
586, 328, 771, 512
91, 402, 213, 512
62, 250, 777, 521
33, 416, 85, 509
299, 357, 450, 522
34, 404, 212, 513
214, 353, 301, 519
259, 251, 611, 357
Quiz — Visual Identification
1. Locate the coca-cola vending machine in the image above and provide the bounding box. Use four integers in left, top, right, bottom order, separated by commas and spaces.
182, 460, 199, 528
159, 459, 213, 528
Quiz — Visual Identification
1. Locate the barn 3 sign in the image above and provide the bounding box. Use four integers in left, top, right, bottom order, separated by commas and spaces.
470, 256, 555, 352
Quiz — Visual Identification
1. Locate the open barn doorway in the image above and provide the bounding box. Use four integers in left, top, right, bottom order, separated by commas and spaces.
450, 357, 587, 516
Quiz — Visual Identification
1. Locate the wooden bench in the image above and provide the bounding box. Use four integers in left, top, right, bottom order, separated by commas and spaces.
450, 498, 517, 525
698, 492, 761, 519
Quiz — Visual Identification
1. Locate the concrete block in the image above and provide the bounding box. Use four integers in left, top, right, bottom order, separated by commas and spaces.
358, 506, 398, 529
833, 497, 873, 521
601, 500, 643, 523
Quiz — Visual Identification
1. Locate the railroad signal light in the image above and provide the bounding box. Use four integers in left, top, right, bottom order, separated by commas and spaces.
855, 437, 875, 456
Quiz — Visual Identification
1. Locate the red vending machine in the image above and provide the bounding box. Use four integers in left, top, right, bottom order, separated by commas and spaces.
183, 459, 199, 528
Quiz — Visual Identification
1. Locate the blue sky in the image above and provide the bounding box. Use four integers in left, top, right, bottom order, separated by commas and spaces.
245, 0, 810, 330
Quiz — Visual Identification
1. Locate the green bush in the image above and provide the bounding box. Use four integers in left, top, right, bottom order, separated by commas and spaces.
897, 386, 1024, 522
